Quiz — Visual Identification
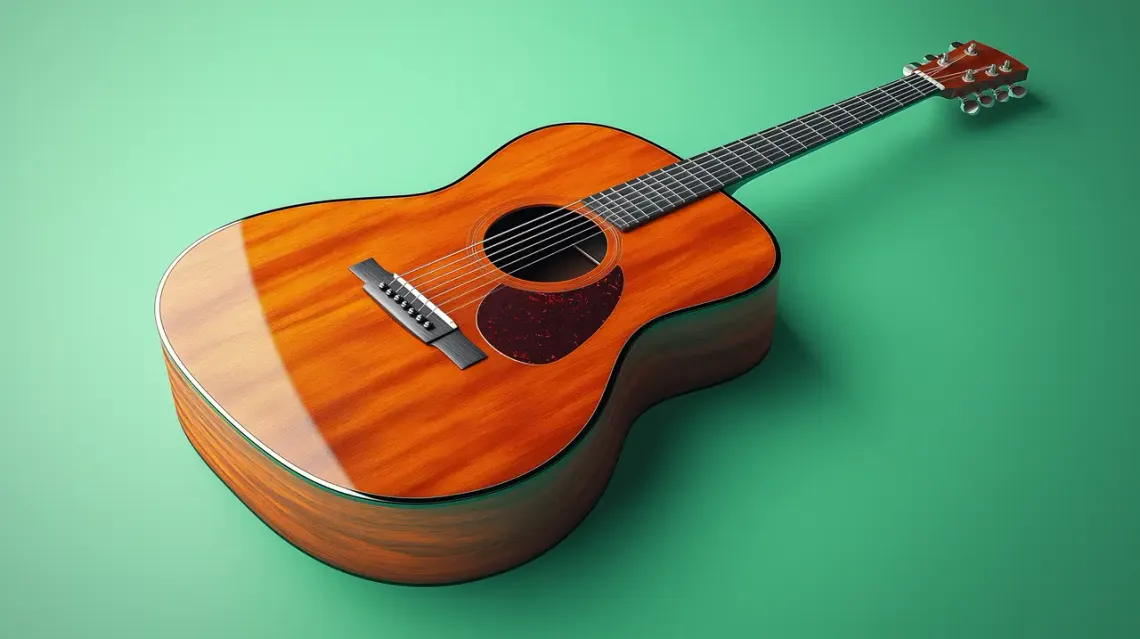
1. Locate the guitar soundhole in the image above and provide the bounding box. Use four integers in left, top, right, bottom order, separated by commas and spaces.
483, 205, 607, 283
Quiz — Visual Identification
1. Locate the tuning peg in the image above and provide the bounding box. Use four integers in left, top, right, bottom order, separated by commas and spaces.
995, 86, 1010, 102
951, 41, 965, 49
924, 54, 939, 61
1009, 83, 1027, 99
960, 98, 980, 115
966, 42, 978, 55
938, 52, 950, 66
986, 63, 999, 76
1000, 59, 1013, 72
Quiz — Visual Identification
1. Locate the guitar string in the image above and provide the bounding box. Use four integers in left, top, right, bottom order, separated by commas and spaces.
399, 74, 932, 305
423, 77, 932, 314
402, 53, 980, 303
423, 78, 938, 314
404, 76, 934, 314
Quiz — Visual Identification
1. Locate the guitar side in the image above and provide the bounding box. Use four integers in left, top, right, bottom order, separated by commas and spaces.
158, 123, 780, 584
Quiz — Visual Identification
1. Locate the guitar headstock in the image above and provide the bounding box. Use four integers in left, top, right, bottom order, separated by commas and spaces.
903, 41, 1029, 115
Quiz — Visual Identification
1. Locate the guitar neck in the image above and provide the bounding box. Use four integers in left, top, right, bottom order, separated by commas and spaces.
584, 72, 943, 230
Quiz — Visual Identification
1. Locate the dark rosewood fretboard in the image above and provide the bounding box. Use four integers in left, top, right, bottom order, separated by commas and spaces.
583, 73, 941, 230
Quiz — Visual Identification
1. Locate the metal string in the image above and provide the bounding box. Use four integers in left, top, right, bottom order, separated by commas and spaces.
421, 76, 936, 314
420, 76, 941, 314
401, 57, 974, 309
396, 75, 916, 303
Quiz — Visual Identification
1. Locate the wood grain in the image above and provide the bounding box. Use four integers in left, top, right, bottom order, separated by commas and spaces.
168, 277, 778, 584
158, 122, 779, 502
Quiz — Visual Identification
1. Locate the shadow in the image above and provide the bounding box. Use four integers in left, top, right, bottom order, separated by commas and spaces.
593, 317, 825, 520
400, 317, 832, 604
951, 90, 1049, 130
336, 88, 1057, 605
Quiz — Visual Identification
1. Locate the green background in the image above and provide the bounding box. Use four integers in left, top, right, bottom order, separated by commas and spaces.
2, 0, 1137, 636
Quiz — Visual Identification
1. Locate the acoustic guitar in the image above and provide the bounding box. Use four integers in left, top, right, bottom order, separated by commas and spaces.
157, 41, 1029, 585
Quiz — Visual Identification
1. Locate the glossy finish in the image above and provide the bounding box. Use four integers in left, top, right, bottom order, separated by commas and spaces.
167, 279, 777, 584
914, 40, 1029, 98
158, 123, 779, 503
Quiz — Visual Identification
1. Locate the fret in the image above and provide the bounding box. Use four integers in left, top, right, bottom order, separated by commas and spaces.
821, 104, 861, 129
782, 122, 823, 148
742, 134, 791, 163
761, 126, 808, 154
888, 82, 922, 100
873, 86, 907, 108
852, 94, 886, 116
594, 196, 634, 229
892, 77, 928, 99
711, 146, 755, 175
615, 182, 661, 216
836, 97, 876, 121
588, 192, 636, 228
810, 109, 851, 134
671, 162, 717, 195
635, 175, 683, 208
859, 90, 897, 111
691, 153, 738, 183
600, 188, 647, 224
681, 158, 725, 190
794, 116, 834, 141
578, 76, 937, 229
653, 167, 699, 200
726, 140, 770, 170
701, 152, 743, 180
637, 178, 675, 210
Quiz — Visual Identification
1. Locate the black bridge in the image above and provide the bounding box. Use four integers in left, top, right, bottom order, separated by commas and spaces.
350, 258, 487, 369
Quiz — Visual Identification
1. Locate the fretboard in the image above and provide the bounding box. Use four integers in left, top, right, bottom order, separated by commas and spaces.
583, 73, 942, 230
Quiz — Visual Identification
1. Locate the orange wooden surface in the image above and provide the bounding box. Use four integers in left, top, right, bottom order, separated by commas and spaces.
168, 279, 778, 584
157, 123, 779, 500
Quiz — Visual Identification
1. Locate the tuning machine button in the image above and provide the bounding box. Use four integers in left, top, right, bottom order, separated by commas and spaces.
950, 41, 964, 49
1009, 83, 1027, 99
924, 54, 939, 62
903, 62, 920, 76
995, 86, 1010, 102
960, 97, 980, 115
978, 91, 996, 108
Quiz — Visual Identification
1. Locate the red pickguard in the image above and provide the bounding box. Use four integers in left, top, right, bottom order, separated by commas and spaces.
475, 268, 625, 364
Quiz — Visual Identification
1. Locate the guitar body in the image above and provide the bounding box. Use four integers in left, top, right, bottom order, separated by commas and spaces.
158, 123, 780, 585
